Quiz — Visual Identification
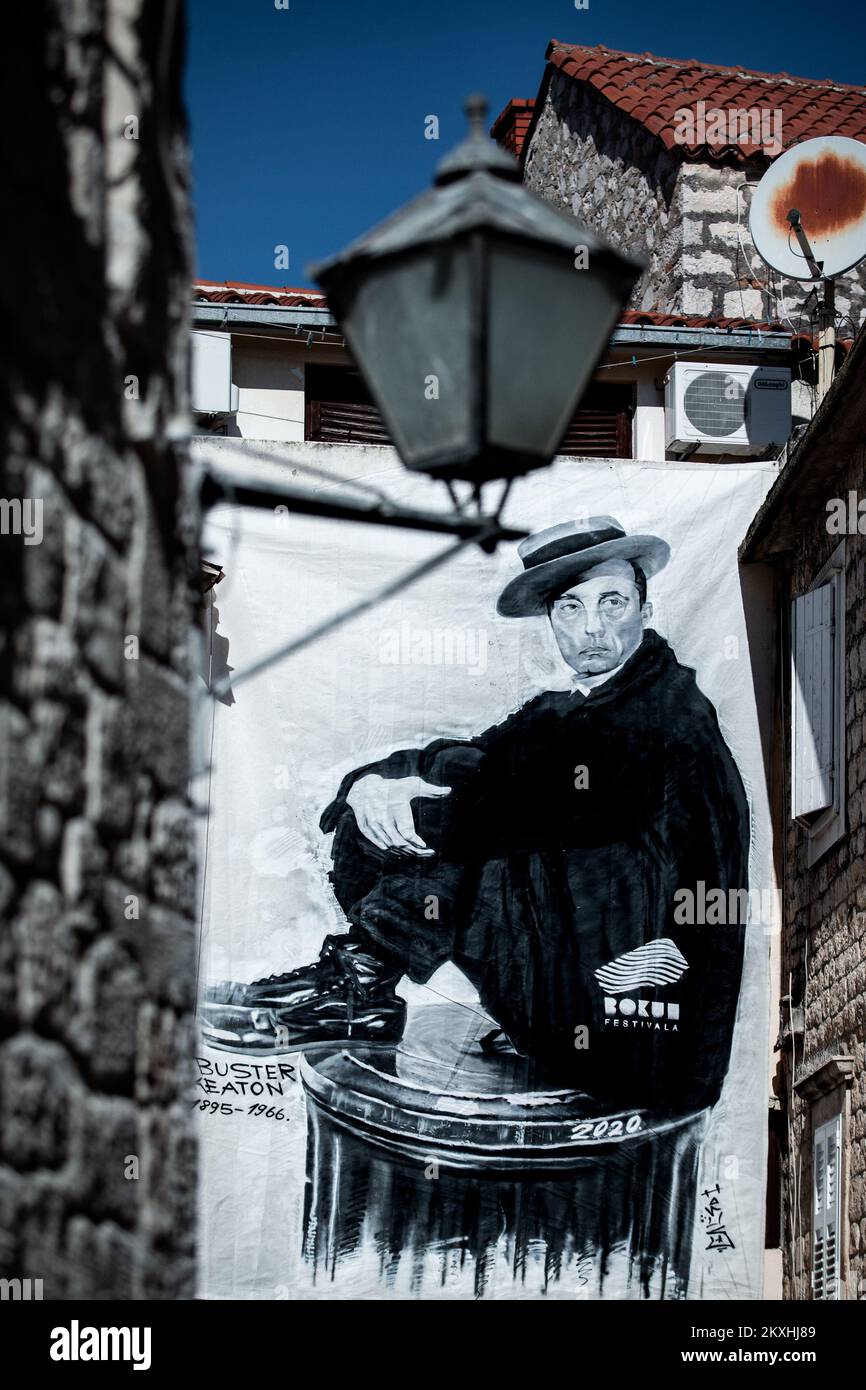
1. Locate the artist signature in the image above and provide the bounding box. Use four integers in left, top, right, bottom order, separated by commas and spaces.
701, 1184, 735, 1251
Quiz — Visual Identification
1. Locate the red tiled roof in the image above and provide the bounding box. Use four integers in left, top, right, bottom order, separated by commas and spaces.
541, 42, 866, 161
620, 309, 785, 331
620, 309, 853, 353
194, 279, 325, 308
490, 99, 536, 160
194, 282, 849, 348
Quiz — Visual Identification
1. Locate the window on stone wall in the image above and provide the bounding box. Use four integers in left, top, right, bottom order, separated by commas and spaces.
812, 1113, 842, 1300
790, 540, 846, 866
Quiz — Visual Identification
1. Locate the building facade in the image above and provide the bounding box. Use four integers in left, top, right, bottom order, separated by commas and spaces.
494, 43, 866, 332
188, 39, 866, 1302
1, 0, 197, 1299
742, 326, 866, 1301
191, 278, 822, 461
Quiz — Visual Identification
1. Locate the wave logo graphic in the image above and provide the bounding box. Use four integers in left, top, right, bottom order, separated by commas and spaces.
595, 939, 689, 995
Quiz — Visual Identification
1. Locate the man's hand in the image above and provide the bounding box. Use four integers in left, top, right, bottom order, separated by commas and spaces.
345, 774, 451, 856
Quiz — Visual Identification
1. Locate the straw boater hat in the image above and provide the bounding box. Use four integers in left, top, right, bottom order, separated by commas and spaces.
497, 516, 670, 618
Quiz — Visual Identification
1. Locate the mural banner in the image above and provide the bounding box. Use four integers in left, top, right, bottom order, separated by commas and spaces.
195, 453, 775, 1301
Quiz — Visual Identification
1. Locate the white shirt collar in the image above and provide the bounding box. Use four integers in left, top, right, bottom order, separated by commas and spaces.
572, 657, 628, 698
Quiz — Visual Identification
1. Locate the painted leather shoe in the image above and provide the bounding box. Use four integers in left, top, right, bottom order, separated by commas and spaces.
199, 933, 406, 1055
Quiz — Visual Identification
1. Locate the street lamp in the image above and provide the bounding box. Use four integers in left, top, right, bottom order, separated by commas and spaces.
311, 96, 643, 487
199, 96, 644, 690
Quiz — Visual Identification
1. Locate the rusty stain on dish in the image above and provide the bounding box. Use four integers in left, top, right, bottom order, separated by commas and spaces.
771, 152, 866, 237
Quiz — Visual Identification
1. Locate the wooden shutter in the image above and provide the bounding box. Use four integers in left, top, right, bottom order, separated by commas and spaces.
812, 1114, 842, 1300
791, 583, 835, 819
557, 383, 633, 459
306, 399, 392, 445
305, 365, 393, 446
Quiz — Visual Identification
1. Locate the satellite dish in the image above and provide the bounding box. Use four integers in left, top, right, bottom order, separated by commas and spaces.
749, 135, 866, 280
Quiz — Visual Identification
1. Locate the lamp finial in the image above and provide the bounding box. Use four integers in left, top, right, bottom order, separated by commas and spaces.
465, 94, 489, 135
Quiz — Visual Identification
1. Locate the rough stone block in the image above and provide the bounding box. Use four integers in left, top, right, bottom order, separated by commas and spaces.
65, 1217, 138, 1300
0, 702, 39, 864
31, 698, 86, 813
683, 251, 735, 278
726, 288, 765, 318
681, 284, 715, 315
12, 619, 80, 703
682, 217, 704, 247
78, 1096, 141, 1226
708, 221, 740, 247
135, 1003, 196, 1106
139, 903, 196, 1013
137, 1103, 197, 1251
125, 656, 190, 793
59, 818, 107, 907
0, 1037, 73, 1171
11, 880, 75, 1027
681, 183, 740, 216
22, 464, 65, 617
84, 691, 133, 833
71, 938, 142, 1091
149, 797, 195, 916
64, 513, 126, 689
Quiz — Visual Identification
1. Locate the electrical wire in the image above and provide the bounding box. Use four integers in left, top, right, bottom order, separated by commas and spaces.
194, 601, 218, 1007
199, 315, 803, 412
786, 232, 818, 271
197, 434, 393, 504
196, 322, 344, 349
775, 273, 805, 339
204, 322, 795, 386
734, 182, 771, 320
209, 532, 477, 701
596, 336, 783, 372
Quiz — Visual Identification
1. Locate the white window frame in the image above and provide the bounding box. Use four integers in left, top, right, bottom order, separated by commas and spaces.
191, 331, 238, 416
791, 541, 846, 867
812, 1112, 842, 1300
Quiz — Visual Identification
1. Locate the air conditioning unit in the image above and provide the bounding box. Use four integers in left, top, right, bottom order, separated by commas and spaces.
665, 362, 791, 454
191, 331, 239, 415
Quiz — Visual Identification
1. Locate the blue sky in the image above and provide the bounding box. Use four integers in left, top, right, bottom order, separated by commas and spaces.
186, 0, 866, 288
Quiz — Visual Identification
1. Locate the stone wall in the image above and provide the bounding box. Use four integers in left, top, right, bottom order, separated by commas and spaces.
776, 439, 866, 1300
0, 1, 198, 1298
679, 165, 866, 328
523, 71, 682, 313
524, 70, 866, 329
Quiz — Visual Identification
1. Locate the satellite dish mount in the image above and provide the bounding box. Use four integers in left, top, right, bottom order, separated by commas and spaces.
785, 208, 835, 400
748, 136, 866, 402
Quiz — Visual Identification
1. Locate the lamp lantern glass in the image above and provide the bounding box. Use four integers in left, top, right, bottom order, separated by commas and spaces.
311, 97, 644, 485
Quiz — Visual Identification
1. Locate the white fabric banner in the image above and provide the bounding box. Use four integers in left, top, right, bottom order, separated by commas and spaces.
196, 450, 775, 1301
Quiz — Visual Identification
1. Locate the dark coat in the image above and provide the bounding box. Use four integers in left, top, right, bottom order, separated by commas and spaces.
320, 630, 750, 1116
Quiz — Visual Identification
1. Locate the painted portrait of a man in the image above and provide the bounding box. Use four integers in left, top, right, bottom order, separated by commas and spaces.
203, 515, 750, 1122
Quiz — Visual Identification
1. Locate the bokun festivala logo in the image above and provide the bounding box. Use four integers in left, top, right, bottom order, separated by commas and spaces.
596, 939, 688, 1029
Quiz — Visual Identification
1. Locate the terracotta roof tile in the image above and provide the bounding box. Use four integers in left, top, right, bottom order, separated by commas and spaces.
194, 282, 855, 357
618, 309, 803, 334
194, 279, 325, 309
540, 41, 866, 161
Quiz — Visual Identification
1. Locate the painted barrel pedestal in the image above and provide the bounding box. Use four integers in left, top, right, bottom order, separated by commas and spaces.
299, 1004, 707, 1296
300, 1003, 702, 1170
